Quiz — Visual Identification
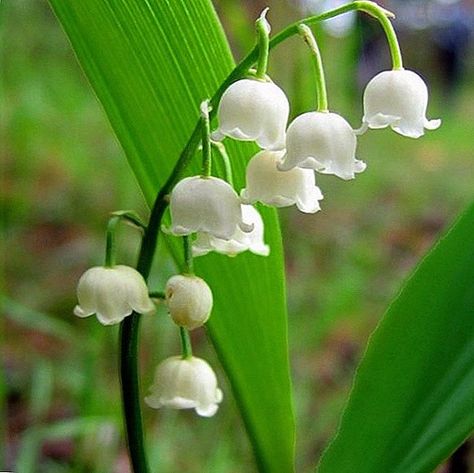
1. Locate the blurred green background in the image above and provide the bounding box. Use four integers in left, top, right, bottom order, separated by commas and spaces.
2, 0, 473, 472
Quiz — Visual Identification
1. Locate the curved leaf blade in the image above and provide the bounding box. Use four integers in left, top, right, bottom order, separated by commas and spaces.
318, 202, 474, 473
47, 1, 295, 472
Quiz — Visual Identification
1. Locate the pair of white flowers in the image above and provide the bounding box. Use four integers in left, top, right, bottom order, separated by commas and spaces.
75, 268, 211, 328
215, 77, 364, 181
146, 274, 222, 417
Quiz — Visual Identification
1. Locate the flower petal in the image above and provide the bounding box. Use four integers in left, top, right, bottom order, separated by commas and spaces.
361, 69, 440, 138
73, 305, 93, 318
215, 78, 289, 150
170, 176, 246, 240
425, 118, 441, 130
242, 150, 324, 212
145, 356, 222, 417
74, 265, 153, 325
282, 111, 362, 180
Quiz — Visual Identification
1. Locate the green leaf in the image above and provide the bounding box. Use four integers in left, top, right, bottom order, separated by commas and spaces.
47, 1, 295, 472
318, 202, 474, 473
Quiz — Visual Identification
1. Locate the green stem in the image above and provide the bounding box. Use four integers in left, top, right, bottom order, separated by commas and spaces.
211, 141, 234, 187
200, 101, 212, 177
183, 235, 194, 275
118, 3, 401, 472
357, 1, 403, 69
119, 131, 202, 473
105, 215, 120, 267
180, 327, 193, 359
119, 316, 149, 473
298, 24, 328, 112
255, 8, 270, 79
0, 312, 5, 467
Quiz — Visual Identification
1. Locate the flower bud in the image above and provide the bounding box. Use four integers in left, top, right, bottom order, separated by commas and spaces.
193, 205, 270, 257
170, 176, 253, 240
145, 356, 223, 417
213, 78, 289, 150
357, 69, 441, 138
74, 265, 154, 325
279, 111, 366, 180
165, 275, 213, 330
241, 150, 324, 214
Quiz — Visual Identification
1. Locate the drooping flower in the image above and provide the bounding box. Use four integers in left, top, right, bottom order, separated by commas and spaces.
241, 150, 323, 213
356, 69, 441, 138
165, 274, 213, 330
74, 265, 154, 325
145, 356, 223, 417
170, 176, 253, 240
193, 205, 270, 257
212, 78, 290, 150
278, 111, 366, 180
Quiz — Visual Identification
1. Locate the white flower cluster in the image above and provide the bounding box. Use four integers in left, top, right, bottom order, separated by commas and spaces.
169, 68, 439, 259
72, 12, 440, 422
74, 263, 221, 416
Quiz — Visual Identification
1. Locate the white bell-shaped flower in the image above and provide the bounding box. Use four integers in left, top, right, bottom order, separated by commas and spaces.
165, 274, 213, 330
145, 356, 223, 417
170, 176, 253, 240
357, 69, 441, 138
213, 78, 290, 150
74, 265, 154, 325
193, 205, 270, 257
241, 150, 323, 214
279, 111, 366, 180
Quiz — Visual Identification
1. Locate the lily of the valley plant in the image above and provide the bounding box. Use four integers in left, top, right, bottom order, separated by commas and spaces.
72, 2, 440, 472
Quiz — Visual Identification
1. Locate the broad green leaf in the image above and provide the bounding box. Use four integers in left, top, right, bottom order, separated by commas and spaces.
318, 202, 474, 473
47, 1, 295, 472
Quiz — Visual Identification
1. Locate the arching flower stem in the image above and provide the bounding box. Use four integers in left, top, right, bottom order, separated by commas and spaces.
255, 8, 271, 80
106, 211, 147, 267
298, 24, 328, 113
357, 1, 403, 70
119, 3, 402, 472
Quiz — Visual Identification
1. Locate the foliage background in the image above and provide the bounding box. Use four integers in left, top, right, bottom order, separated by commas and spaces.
2, 0, 474, 472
